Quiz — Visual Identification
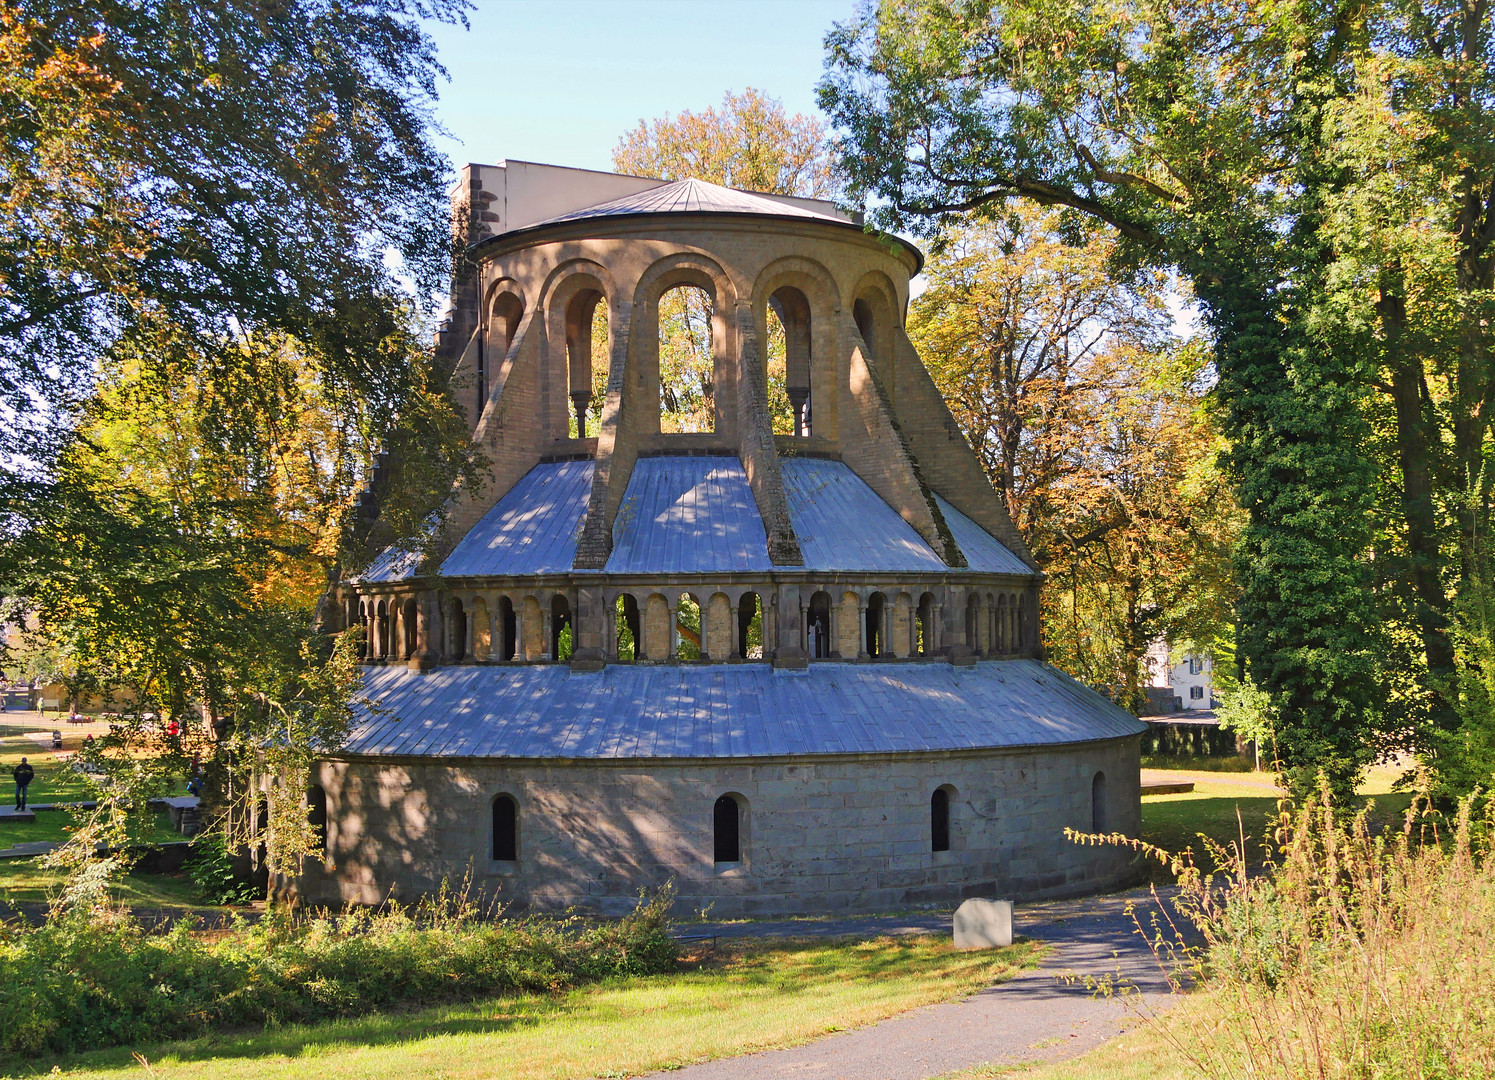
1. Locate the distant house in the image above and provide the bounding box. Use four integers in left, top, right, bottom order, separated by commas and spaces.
1145, 640, 1216, 712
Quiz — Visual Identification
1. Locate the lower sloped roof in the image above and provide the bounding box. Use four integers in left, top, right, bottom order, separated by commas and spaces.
342, 659, 1144, 761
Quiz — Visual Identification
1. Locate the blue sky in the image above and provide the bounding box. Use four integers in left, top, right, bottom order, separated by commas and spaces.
424, 0, 857, 173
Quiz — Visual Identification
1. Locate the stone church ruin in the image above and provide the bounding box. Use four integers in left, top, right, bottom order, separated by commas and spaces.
300, 161, 1144, 915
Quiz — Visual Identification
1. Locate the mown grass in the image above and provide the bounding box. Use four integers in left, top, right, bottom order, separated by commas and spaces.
9, 935, 1044, 1080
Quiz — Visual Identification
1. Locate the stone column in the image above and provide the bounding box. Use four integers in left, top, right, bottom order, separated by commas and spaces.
464, 599, 476, 662
541, 604, 553, 662
828, 599, 841, 659
931, 602, 944, 654
857, 599, 869, 660
667, 596, 680, 661
488, 600, 500, 663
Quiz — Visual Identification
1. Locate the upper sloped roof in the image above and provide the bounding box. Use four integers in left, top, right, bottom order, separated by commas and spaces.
440, 459, 594, 577
362, 456, 1031, 581
536, 178, 849, 228
781, 457, 950, 573
933, 495, 1032, 575
606, 456, 772, 574
343, 659, 1144, 761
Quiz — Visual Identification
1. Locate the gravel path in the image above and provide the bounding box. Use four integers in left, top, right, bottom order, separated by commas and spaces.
656, 888, 1188, 1080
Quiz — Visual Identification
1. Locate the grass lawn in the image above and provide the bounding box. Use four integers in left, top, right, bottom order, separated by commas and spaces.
1137, 760, 1415, 878
9, 935, 1045, 1080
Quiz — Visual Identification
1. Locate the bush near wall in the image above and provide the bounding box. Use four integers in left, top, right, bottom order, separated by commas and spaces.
0, 886, 677, 1057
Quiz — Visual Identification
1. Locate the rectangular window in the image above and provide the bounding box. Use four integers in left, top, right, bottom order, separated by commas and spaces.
1190, 685, 1205, 700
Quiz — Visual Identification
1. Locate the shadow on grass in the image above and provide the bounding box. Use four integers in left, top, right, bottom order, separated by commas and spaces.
13, 935, 1041, 1076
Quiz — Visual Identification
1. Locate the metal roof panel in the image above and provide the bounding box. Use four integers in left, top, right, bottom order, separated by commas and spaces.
344, 659, 1144, 760
933, 495, 1031, 575
781, 458, 949, 573
606, 456, 772, 574
440, 460, 595, 577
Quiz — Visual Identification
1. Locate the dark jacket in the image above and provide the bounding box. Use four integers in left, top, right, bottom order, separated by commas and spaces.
12, 763, 33, 786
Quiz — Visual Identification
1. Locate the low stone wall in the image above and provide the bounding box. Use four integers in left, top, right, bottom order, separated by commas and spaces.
292, 737, 1142, 917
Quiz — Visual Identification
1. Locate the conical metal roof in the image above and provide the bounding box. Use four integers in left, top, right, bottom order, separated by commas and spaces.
536, 177, 848, 227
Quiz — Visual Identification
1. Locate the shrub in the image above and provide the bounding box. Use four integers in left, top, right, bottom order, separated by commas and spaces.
185, 833, 260, 905
0, 882, 677, 1058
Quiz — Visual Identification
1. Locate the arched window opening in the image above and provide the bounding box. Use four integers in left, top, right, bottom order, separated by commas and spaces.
766, 286, 812, 436
375, 600, 390, 658
675, 593, 703, 660
965, 594, 981, 654
1092, 771, 1108, 833
498, 597, 518, 661
866, 592, 886, 658
484, 291, 523, 418
615, 594, 640, 661
659, 284, 715, 433
492, 292, 523, 358
994, 595, 1008, 653
713, 794, 742, 863
565, 289, 608, 438
551, 595, 572, 662
492, 794, 518, 862
931, 786, 952, 853
737, 592, 763, 659
807, 591, 832, 659
306, 785, 328, 854
449, 599, 467, 663
471, 596, 491, 660
917, 592, 936, 657
401, 597, 418, 660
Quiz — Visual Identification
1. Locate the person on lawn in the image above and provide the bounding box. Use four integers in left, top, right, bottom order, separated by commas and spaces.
12, 757, 34, 810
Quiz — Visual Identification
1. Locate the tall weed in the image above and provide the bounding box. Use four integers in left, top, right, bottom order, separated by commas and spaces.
0, 881, 677, 1058
1084, 784, 1495, 1078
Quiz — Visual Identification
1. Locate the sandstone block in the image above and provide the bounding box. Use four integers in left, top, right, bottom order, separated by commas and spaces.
953, 897, 1013, 950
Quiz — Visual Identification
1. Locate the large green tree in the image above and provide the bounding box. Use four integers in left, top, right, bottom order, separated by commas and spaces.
821, 0, 1387, 795
0, 0, 473, 884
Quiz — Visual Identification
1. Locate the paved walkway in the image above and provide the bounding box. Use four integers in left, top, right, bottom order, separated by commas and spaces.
657, 889, 1187, 1080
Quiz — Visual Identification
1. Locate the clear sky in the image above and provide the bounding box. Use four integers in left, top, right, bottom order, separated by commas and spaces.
423, 0, 858, 174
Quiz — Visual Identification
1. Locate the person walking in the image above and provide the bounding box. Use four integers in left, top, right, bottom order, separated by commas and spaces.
12, 757, 34, 810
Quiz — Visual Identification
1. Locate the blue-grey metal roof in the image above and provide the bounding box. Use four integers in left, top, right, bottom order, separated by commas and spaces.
342, 659, 1143, 760
781, 458, 949, 573
933, 495, 1031, 575
539, 178, 844, 228
361, 542, 425, 584
606, 456, 772, 574
440, 460, 594, 577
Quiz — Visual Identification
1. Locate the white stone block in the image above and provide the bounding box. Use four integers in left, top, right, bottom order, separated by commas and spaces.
954, 897, 1014, 950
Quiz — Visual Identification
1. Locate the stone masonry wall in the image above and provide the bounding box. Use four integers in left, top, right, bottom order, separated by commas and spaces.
295, 736, 1142, 917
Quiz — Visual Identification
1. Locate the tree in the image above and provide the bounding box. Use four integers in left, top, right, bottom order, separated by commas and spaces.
0, 0, 466, 468
613, 88, 836, 198
0, 0, 474, 887
820, 0, 1386, 797
614, 89, 835, 434
910, 207, 1238, 709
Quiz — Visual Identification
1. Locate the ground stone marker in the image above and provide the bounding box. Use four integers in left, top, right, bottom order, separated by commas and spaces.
953, 898, 1014, 949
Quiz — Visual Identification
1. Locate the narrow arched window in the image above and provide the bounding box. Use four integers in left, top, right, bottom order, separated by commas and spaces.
931, 787, 951, 852
713, 794, 740, 863
492, 794, 518, 862
1092, 771, 1108, 833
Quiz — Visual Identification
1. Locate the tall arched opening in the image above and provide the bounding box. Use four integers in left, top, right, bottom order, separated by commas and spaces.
565, 289, 607, 438
766, 286, 812, 436
658, 284, 715, 433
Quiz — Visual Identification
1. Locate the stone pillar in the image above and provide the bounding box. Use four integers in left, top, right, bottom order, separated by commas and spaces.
541, 605, 553, 662
570, 587, 606, 671
931, 602, 944, 654
667, 596, 680, 660
771, 584, 806, 669
857, 599, 869, 660
410, 591, 437, 672
464, 600, 476, 662
828, 600, 841, 659
488, 601, 501, 663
